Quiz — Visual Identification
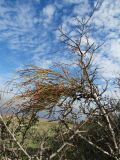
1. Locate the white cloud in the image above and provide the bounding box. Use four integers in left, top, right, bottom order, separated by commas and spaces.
93, 1, 120, 29
64, 0, 84, 4
109, 40, 120, 60
35, 0, 41, 2
0, 0, 54, 64
73, 0, 90, 17
32, 53, 53, 68
43, 4, 55, 24
0, 0, 120, 82
94, 54, 120, 79
0, 2, 39, 49
82, 0, 120, 79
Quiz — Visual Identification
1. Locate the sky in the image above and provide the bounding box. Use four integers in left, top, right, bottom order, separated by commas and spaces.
0, 0, 120, 89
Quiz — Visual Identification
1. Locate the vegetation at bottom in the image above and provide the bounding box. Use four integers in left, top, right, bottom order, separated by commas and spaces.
0, 115, 120, 160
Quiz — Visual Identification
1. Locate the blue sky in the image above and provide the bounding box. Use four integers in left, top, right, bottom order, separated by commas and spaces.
0, 0, 120, 88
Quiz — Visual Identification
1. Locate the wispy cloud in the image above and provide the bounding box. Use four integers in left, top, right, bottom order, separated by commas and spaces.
64, 0, 84, 4
43, 4, 56, 24
0, 2, 39, 49
0, 1, 55, 52
0, 0, 119, 84
89, 0, 120, 78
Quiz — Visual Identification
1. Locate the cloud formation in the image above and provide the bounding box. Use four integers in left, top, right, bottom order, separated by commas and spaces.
90, 0, 120, 78
0, 0, 119, 86
43, 4, 55, 24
